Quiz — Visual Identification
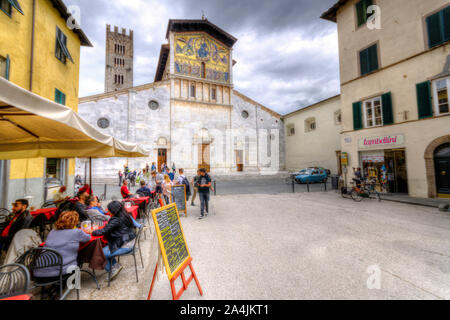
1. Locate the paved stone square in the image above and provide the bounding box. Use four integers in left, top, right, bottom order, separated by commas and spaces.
76, 192, 450, 300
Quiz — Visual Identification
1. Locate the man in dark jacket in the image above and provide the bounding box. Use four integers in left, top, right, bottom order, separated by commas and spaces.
74, 191, 90, 222
92, 201, 136, 280
0, 199, 32, 252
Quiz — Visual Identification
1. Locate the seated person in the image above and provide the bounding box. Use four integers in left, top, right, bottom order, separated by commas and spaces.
34, 211, 91, 284
92, 201, 137, 280
78, 184, 93, 195
86, 196, 110, 222
120, 180, 133, 199
53, 186, 69, 203
0, 199, 32, 252
74, 191, 90, 222
136, 180, 152, 197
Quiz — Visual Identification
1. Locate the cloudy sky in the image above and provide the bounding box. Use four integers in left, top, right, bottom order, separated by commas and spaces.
66, 0, 340, 115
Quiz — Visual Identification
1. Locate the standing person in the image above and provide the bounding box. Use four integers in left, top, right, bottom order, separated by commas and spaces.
190, 170, 201, 207
197, 168, 212, 220
168, 169, 175, 182
176, 169, 191, 202
151, 171, 164, 194
92, 201, 137, 280
163, 174, 173, 204
172, 162, 176, 172
118, 170, 123, 187
146, 163, 150, 174
151, 162, 156, 173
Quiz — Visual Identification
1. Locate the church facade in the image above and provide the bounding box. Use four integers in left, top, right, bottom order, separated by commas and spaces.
77, 19, 285, 178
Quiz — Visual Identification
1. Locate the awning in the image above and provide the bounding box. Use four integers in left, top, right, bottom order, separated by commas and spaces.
0, 77, 149, 160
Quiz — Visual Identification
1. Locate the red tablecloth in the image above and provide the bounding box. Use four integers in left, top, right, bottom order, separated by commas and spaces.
31, 208, 57, 220
0, 294, 32, 300
131, 197, 150, 206
125, 206, 139, 219
79, 235, 107, 251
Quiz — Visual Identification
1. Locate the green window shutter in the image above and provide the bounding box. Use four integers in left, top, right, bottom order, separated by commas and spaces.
368, 44, 379, 72
444, 6, 450, 41
8, 0, 24, 15
353, 101, 363, 130
356, 1, 365, 27
381, 92, 394, 125
427, 11, 443, 48
360, 48, 369, 75
55, 89, 59, 103
364, 0, 374, 21
61, 92, 66, 106
416, 81, 433, 119
5, 55, 10, 80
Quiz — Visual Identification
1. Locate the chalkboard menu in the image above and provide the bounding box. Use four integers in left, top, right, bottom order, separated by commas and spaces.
152, 203, 190, 279
171, 185, 187, 216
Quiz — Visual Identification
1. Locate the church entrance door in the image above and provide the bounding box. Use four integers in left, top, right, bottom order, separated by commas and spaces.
236, 150, 244, 172
158, 149, 167, 173
199, 144, 211, 173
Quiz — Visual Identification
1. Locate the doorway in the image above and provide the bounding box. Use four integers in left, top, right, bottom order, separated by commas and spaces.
384, 149, 408, 194
198, 144, 211, 173
158, 149, 167, 173
236, 150, 244, 172
435, 143, 450, 197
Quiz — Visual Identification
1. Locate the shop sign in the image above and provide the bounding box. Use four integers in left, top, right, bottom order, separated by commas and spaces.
359, 134, 404, 150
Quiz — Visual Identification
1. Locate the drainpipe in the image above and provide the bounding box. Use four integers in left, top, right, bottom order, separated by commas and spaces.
29, 0, 36, 91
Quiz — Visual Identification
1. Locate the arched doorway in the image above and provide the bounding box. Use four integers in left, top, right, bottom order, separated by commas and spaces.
434, 143, 450, 197
425, 135, 450, 198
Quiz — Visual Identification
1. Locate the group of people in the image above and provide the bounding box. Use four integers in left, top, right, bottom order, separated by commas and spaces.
0, 185, 145, 298
119, 165, 213, 220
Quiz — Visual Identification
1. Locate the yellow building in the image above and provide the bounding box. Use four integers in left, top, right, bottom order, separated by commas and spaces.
0, 0, 92, 207
322, 0, 450, 198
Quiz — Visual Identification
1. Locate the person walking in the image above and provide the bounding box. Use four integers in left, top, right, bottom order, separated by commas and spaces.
197, 168, 211, 219
118, 170, 123, 186
151, 162, 156, 173
176, 169, 191, 202
190, 170, 201, 207
172, 162, 176, 172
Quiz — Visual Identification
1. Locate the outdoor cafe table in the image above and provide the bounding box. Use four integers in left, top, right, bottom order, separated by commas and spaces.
31, 207, 57, 220
125, 205, 139, 220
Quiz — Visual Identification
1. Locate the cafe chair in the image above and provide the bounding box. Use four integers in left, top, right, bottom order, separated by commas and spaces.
111, 226, 144, 286
16, 247, 79, 300
0, 208, 11, 224
0, 263, 31, 299
28, 214, 48, 240
41, 200, 57, 209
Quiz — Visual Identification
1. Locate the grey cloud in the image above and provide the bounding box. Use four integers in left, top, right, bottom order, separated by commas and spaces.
66, 0, 340, 115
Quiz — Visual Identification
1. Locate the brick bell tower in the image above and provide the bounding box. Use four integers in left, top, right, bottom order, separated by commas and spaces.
105, 24, 134, 93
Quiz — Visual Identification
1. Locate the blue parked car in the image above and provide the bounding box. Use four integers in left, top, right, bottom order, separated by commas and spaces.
295, 168, 328, 184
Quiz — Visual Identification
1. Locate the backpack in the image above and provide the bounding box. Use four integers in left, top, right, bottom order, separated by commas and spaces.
181, 176, 191, 196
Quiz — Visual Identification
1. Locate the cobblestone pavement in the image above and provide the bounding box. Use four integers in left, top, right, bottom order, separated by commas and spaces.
73, 192, 450, 300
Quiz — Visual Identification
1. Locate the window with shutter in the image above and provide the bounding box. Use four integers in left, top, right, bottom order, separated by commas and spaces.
359, 44, 379, 76
0, 55, 9, 80
432, 77, 450, 116
55, 89, 66, 106
426, 6, 450, 49
356, 0, 374, 27
381, 92, 394, 125
416, 81, 433, 119
353, 102, 363, 130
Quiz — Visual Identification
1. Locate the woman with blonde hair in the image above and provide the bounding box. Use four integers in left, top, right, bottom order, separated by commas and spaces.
162, 174, 173, 205
34, 211, 91, 279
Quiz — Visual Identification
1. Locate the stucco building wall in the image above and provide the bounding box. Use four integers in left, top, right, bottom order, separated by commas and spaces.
284, 96, 342, 174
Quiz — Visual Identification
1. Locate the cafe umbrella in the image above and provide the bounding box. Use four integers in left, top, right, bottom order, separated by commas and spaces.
0, 77, 149, 188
